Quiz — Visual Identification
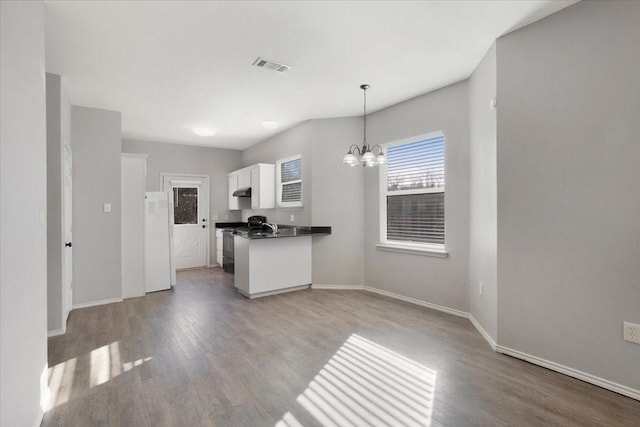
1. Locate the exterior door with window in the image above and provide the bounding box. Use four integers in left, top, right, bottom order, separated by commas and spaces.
163, 176, 209, 270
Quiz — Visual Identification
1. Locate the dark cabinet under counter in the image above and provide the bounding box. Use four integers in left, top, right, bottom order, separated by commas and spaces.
222, 230, 235, 273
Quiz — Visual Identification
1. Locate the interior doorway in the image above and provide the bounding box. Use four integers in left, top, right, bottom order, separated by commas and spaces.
162, 174, 210, 270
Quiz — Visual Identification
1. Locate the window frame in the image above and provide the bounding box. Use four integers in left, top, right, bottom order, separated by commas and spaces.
377, 131, 448, 257
276, 154, 303, 208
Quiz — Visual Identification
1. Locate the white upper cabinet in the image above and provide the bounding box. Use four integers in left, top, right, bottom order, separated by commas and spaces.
228, 173, 239, 210
238, 170, 251, 189
251, 164, 275, 209
228, 163, 275, 210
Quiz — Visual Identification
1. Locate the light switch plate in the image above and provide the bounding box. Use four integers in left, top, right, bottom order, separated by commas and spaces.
103, 203, 112, 213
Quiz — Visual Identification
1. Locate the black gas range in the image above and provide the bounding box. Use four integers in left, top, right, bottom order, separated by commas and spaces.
221, 216, 267, 273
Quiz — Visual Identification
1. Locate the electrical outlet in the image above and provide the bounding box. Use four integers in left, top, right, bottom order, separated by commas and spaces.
624, 322, 640, 345
103, 203, 112, 213
224, 214, 229, 220
290, 214, 295, 223
479, 282, 484, 297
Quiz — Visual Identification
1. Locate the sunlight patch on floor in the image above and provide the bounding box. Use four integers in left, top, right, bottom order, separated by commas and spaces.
277, 334, 437, 426
46, 357, 76, 410
46, 341, 151, 411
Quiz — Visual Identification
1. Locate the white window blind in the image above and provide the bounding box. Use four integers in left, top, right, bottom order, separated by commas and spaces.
277, 155, 302, 207
384, 134, 445, 245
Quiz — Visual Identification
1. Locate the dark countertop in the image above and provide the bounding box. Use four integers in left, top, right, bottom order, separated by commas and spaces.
215, 222, 247, 229
215, 222, 331, 239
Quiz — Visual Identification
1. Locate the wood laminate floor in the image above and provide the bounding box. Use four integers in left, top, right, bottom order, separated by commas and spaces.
43, 268, 640, 426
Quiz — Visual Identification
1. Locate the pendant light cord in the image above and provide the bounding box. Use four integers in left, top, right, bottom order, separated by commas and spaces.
363, 86, 367, 145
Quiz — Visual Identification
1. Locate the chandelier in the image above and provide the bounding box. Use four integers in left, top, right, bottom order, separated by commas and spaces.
343, 84, 386, 167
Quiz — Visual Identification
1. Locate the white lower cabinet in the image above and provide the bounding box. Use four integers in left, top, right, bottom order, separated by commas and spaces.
216, 228, 223, 266
234, 235, 311, 298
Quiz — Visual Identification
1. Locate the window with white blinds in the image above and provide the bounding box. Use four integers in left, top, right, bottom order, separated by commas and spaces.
277, 155, 303, 207
381, 133, 445, 246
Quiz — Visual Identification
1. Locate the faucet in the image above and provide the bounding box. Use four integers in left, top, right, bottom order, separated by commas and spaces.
264, 223, 278, 234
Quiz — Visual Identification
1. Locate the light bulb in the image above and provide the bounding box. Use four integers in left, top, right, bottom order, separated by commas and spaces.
361, 151, 375, 164
343, 153, 359, 166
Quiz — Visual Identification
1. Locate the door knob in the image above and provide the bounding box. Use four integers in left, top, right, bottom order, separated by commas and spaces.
65, 242, 72, 247
202, 225, 206, 229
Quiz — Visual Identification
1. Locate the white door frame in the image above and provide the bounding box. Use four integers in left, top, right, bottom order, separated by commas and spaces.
161, 173, 211, 268
62, 142, 73, 327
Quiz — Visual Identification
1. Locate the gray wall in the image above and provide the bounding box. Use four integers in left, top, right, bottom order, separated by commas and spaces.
496, 0, 640, 389
46, 73, 70, 332
0, 1, 48, 425
72, 106, 122, 305
241, 121, 313, 225
468, 44, 498, 340
309, 118, 365, 287
122, 138, 244, 263
240, 118, 366, 287
364, 81, 471, 312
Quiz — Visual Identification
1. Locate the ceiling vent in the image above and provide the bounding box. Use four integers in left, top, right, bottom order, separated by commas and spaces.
252, 57, 290, 73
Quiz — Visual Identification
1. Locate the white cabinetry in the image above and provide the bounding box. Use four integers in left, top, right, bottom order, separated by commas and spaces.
228, 174, 239, 210
238, 170, 251, 189
121, 154, 147, 299
250, 164, 275, 209
234, 235, 311, 298
228, 163, 275, 210
215, 228, 223, 266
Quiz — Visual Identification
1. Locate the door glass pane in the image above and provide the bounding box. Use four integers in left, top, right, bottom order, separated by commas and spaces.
173, 187, 198, 224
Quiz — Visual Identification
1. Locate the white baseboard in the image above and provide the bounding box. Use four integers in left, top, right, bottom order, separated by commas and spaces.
47, 327, 66, 337
312, 284, 365, 290
72, 297, 123, 310
363, 286, 469, 318
238, 284, 309, 299
282, 283, 640, 401
495, 345, 640, 401
469, 315, 496, 350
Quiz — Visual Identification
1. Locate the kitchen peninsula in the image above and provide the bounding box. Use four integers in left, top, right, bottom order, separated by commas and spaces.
216, 223, 331, 298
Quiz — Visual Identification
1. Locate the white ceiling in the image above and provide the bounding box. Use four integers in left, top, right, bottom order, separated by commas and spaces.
44, 0, 577, 150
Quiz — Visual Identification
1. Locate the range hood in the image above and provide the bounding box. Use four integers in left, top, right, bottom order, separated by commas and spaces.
233, 187, 252, 197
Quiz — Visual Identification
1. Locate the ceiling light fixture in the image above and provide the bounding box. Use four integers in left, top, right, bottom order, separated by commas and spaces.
262, 120, 279, 130
343, 84, 385, 167
192, 127, 216, 137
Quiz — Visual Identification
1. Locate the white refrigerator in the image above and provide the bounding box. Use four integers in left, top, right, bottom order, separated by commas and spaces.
144, 191, 176, 292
